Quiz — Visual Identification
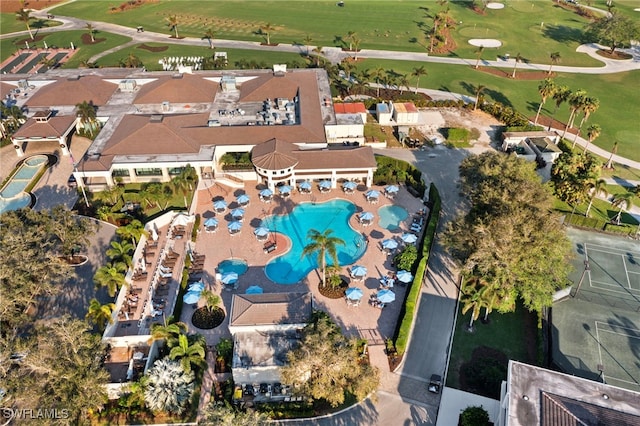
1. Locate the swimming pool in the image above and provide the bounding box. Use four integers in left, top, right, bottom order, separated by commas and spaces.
0, 155, 47, 214
378, 205, 408, 231
218, 258, 248, 276
263, 199, 366, 284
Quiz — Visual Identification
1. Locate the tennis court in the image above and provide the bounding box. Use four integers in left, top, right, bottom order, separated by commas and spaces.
551, 228, 640, 392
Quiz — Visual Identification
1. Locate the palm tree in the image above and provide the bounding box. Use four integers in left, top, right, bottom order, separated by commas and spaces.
171, 174, 191, 208
429, 13, 444, 53
411, 66, 427, 94
39, 56, 56, 70
351, 35, 362, 60
584, 123, 602, 153
572, 96, 600, 148
203, 28, 216, 49
605, 141, 618, 169
474, 45, 485, 69
107, 240, 134, 267
301, 229, 345, 287
511, 53, 523, 78
561, 89, 587, 139
611, 192, 633, 225
345, 30, 357, 50
260, 22, 275, 45
75, 100, 98, 133
169, 334, 206, 374
149, 316, 187, 346
144, 358, 194, 415
473, 84, 486, 110
370, 66, 386, 97
311, 46, 324, 66
548, 52, 561, 75
585, 178, 608, 217
460, 276, 487, 330
16, 8, 34, 40
93, 264, 126, 297
550, 85, 571, 128
397, 74, 411, 95
303, 34, 313, 55
200, 290, 220, 312
85, 23, 96, 43
117, 219, 148, 246
166, 15, 180, 38
534, 78, 556, 125
85, 298, 115, 330
120, 52, 142, 68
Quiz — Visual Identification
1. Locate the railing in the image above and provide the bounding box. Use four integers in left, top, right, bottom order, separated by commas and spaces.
217, 173, 244, 184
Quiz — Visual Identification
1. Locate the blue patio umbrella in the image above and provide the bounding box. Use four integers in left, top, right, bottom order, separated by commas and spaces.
183, 291, 202, 304
260, 188, 273, 197
342, 181, 357, 191
204, 217, 219, 228
401, 233, 418, 244
319, 180, 332, 189
365, 189, 380, 199
385, 185, 399, 194
359, 212, 374, 222
213, 200, 227, 211
299, 181, 312, 191
254, 227, 270, 237
278, 185, 292, 194
397, 270, 414, 283
376, 289, 396, 303
351, 265, 367, 278
188, 281, 205, 292
236, 194, 250, 205
221, 272, 239, 285
345, 287, 364, 300
245, 285, 264, 294
228, 221, 242, 232
382, 239, 398, 250
231, 208, 245, 219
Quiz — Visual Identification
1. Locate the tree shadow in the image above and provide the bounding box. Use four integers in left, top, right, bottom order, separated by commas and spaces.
482, 87, 512, 108
542, 25, 583, 44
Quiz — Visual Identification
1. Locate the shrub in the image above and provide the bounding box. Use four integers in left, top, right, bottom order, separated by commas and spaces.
374, 156, 426, 198
445, 127, 471, 143
394, 244, 418, 271
460, 405, 490, 426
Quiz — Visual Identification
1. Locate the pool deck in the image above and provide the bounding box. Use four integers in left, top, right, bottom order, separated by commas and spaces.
182, 179, 426, 362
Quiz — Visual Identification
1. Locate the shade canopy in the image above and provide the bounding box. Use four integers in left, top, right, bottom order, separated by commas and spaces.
231, 208, 245, 219
359, 212, 374, 222
342, 181, 357, 190
376, 289, 396, 303
385, 185, 399, 194
319, 180, 332, 189
397, 270, 414, 283
401, 233, 418, 244
382, 239, 398, 250
278, 185, 292, 194
260, 188, 273, 197
245, 285, 264, 294
351, 265, 367, 278
221, 272, 239, 285
228, 221, 242, 232
299, 181, 312, 190
204, 217, 219, 227
183, 291, 202, 304
213, 200, 227, 211
150, 226, 158, 241
345, 287, 364, 300
236, 194, 250, 205
172, 213, 191, 227
188, 281, 205, 292
365, 189, 380, 199
254, 227, 270, 237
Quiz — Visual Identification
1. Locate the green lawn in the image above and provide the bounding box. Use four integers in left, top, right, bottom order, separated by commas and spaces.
0, 13, 62, 35
601, 163, 640, 183
353, 58, 640, 161
53, 0, 600, 66
0, 30, 132, 68
446, 303, 537, 389
96, 43, 305, 71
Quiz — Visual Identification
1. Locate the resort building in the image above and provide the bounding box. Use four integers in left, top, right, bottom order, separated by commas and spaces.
5, 66, 378, 192
497, 361, 640, 426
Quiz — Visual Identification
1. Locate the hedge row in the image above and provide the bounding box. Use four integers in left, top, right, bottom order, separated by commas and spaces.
394, 183, 441, 356
373, 155, 426, 198
565, 214, 638, 236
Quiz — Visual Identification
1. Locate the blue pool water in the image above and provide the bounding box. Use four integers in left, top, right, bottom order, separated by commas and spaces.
378, 205, 408, 230
218, 258, 248, 275
263, 199, 366, 284
0, 155, 47, 214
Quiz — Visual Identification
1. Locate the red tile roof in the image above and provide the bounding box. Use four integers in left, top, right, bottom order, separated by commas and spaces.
334, 102, 367, 114
230, 292, 313, 327
251, 138, 298, 170
134, 74, 218, 104
12, 115, 76, 139
27, 76, 118, 106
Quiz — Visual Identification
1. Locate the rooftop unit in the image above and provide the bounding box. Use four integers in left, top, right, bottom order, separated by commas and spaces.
221, 75, 237, 92
150, 114, 164, 123
118, 79, 137, 92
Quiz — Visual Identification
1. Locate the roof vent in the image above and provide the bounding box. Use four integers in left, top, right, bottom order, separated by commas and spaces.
171, 73, 183, 79
66, 75, 81, 81
150, 114, 164, 123
161, 101, 171, 112
34, 110, 53, 123
273, 64, 287, 76
119, 79, 137, 92
89, 152, 101, 160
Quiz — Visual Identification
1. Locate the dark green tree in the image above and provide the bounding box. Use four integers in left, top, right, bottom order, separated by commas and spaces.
460, 405, 490, 426
584, 12, 640, 55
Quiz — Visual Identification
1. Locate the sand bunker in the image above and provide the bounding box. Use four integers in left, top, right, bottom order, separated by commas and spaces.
635, 8, 640, 11
487, 2, 505, 9
468, 39, 502, 48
